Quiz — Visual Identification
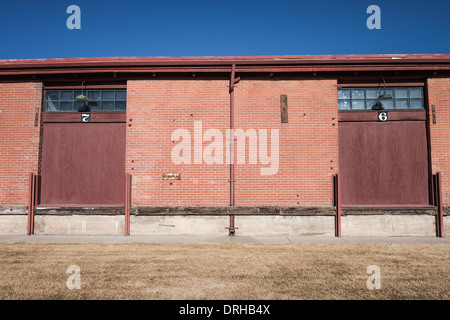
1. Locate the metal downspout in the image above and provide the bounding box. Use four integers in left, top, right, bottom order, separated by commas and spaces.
229, 64, 240, 235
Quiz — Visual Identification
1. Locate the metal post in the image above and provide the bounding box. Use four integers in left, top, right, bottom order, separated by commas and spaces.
228, 64, 237, 236
124, 173, 132, 236
334, 174, 341, 237
27, 173, 36, 235
436, 172, 444, 237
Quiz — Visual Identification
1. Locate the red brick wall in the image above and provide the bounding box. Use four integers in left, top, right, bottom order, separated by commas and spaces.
427, 78, 450, 205
126, 80, 230, 206
126, 78, 338, 206
0, 82, 42, 205
234, 79, 338, 206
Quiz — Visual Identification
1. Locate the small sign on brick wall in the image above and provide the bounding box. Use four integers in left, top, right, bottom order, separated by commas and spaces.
162, 173, 180, 180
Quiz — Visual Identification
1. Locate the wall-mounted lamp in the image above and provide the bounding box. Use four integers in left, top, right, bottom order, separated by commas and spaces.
76, 81, 90, 112
372, 79, 392, 110
377, 79, 392, 100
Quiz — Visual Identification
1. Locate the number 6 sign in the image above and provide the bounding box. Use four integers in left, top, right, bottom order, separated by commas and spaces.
378, 111, 388, 122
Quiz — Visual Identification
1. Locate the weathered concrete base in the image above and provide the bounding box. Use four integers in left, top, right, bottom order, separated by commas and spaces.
131, 216, 229, 235
0, 212, 444, 236
342, 215, 436, 236
34, 215, 125, 235
130, 215, 335, 236
444, 216, 450, 236
0, 215, 28, 235
231, 216, 335, 236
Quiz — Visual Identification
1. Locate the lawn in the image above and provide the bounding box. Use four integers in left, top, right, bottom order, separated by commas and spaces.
0, 242, 448, 300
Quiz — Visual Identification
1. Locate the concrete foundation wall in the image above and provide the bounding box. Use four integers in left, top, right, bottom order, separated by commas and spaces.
444, 216, 450, 236
33, 215, 125, 235
232, 216, 335, 236
0, 214, 443, 236
131, 216, 229, 236
130, 215, 335, 236
0, 215, 28, 235
342, 215, 436, 236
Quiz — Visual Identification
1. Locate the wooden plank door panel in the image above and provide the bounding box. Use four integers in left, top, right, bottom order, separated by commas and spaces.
339, 120, 429, 206
40, 121, 126, 206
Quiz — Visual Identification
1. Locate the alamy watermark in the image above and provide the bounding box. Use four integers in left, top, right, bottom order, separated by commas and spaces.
367, 5, 381, 30
66, 5, 381, 31
366, 265, 381, 290
66, 265, 81, 290
171, 121, 279, 176
66, 5, 81, 30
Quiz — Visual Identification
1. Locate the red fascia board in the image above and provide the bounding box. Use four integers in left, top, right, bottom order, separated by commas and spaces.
0, 54, 450, 75
1, 54, 450, 68
0, 64, 449, 76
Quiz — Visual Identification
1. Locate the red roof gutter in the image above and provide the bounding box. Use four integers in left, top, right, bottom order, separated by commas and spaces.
1, 54, 450, 68
0, 54, 450, 76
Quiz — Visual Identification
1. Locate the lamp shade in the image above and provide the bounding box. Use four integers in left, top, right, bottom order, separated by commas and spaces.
378, 92, 392, 100
75, 94, 88, 102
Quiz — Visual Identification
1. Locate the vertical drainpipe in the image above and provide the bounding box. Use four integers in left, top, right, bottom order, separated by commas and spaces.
229, 64, 240, 235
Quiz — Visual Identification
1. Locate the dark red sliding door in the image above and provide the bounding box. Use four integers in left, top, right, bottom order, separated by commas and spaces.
338, 110, 430, 206
40, 113, 126, 206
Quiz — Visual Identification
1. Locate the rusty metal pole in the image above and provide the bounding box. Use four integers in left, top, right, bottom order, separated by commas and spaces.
27, 173, 36, 235
124, 173, 131, 236
336, 174, 342, 237
436, 172, 444, 237
228, 64, 240, 236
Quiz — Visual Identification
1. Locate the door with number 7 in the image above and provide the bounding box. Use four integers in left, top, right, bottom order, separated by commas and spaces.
39, 113, 126, 206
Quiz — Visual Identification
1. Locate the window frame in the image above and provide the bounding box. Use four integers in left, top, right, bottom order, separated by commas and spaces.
338, 86, 425, 111
44, 89, 127, 112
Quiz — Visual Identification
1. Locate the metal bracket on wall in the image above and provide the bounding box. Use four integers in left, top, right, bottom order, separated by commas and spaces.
34, 108, 39, 126
432, 104, 436, 124
280, 95, 288, 123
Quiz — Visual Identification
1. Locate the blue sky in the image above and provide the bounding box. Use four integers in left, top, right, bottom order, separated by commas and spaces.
0, 0, 449, 59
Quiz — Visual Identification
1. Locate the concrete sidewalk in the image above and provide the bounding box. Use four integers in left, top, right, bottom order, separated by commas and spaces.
0, 234, 448, 244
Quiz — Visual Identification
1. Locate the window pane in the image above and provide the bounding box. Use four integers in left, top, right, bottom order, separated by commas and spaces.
46, 101, 59, 111
102, 101, 114, 111
380, 100, 394, 110
384, 89, 394, 97
115, 91, 127, 100
47, 91, 59, 100
366, 89, 378, 99
394, 88, 408, 98
396, 99, 408, 109
60, 101, 73, 111
351, 89, 365, 99
410, 99, 424, 109
338, 100, 351, 110
88, 91, 101, 101
352, 100, 365, 110
102, 91, 115, 100
409, 88, 423, 98
88, 102, 100, 111
61, 90, 74, 100
75, 101, 85, 111
366, 100, 377, 110
115, 101, 126, 111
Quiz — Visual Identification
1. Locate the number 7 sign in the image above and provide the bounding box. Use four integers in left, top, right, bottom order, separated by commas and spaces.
81, 113, 91, 122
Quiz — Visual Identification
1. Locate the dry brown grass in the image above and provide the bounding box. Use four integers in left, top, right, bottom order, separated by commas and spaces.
0, 242, 448, 300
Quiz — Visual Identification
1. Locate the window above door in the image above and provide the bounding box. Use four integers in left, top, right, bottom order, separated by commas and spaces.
44, 89, 126, 112
338, 87, 424, 111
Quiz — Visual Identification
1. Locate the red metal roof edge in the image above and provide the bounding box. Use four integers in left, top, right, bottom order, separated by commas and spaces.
1, 54, 450, 69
